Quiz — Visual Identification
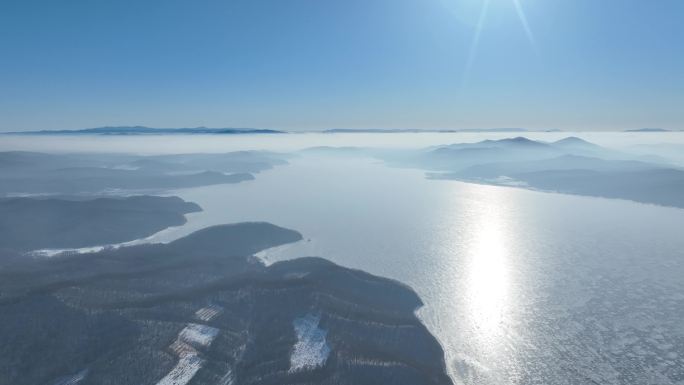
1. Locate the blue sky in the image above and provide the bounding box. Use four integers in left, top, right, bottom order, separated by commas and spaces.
1, 0, 682, 131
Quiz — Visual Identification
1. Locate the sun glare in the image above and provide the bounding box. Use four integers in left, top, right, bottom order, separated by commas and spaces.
465, 201, 511, 342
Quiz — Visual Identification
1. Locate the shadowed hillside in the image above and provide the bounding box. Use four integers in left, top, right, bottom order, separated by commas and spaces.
0, 196, 201, 252
0, 223, 452, 385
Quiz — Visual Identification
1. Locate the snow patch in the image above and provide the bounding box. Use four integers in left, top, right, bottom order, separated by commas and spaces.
289, 313, 330, 372
155, 355, 203, 385
178, 323, 219, 348
195, 305, 223, 322
51, 369, 88, 385
156, 322, 220, 385
218, 369, 235, 385
487, 175, 529, 187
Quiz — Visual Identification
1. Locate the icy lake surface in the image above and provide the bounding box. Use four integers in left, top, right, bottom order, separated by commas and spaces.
167, 155, 684, 385
9, 132, 684, 385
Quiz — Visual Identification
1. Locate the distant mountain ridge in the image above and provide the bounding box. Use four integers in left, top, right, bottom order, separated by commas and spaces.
624, 128, 674, 132
0, 150, 289, 195
380, 136, 684, 208
323, 128, 536, 133
6, 126, 285, 135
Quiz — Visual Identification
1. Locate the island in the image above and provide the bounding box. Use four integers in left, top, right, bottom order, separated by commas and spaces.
0, 223, 452, 385
0, 195, 201, 252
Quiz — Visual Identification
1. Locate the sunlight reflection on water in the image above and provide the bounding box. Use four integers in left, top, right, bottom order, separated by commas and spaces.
463, 194, 511, 346
428, 182, 523, 384
162, 156, 684, 385
31, 148, 684, 385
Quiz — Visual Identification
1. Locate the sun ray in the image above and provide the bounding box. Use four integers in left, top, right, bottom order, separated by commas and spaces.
511, 0, 539, 55
461, 0, 491, 88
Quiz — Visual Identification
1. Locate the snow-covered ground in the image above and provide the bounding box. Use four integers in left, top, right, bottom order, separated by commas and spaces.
156, 322, 220, 385
51, 369, 88, 385
289, 313, 331, 371
195, 305, 223, 322
156, 355, 203, 385
179, 323, 220, 348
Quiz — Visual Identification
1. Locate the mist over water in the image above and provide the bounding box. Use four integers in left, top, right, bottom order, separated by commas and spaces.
7, 132, 684, 384
3, 131, 684, 155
